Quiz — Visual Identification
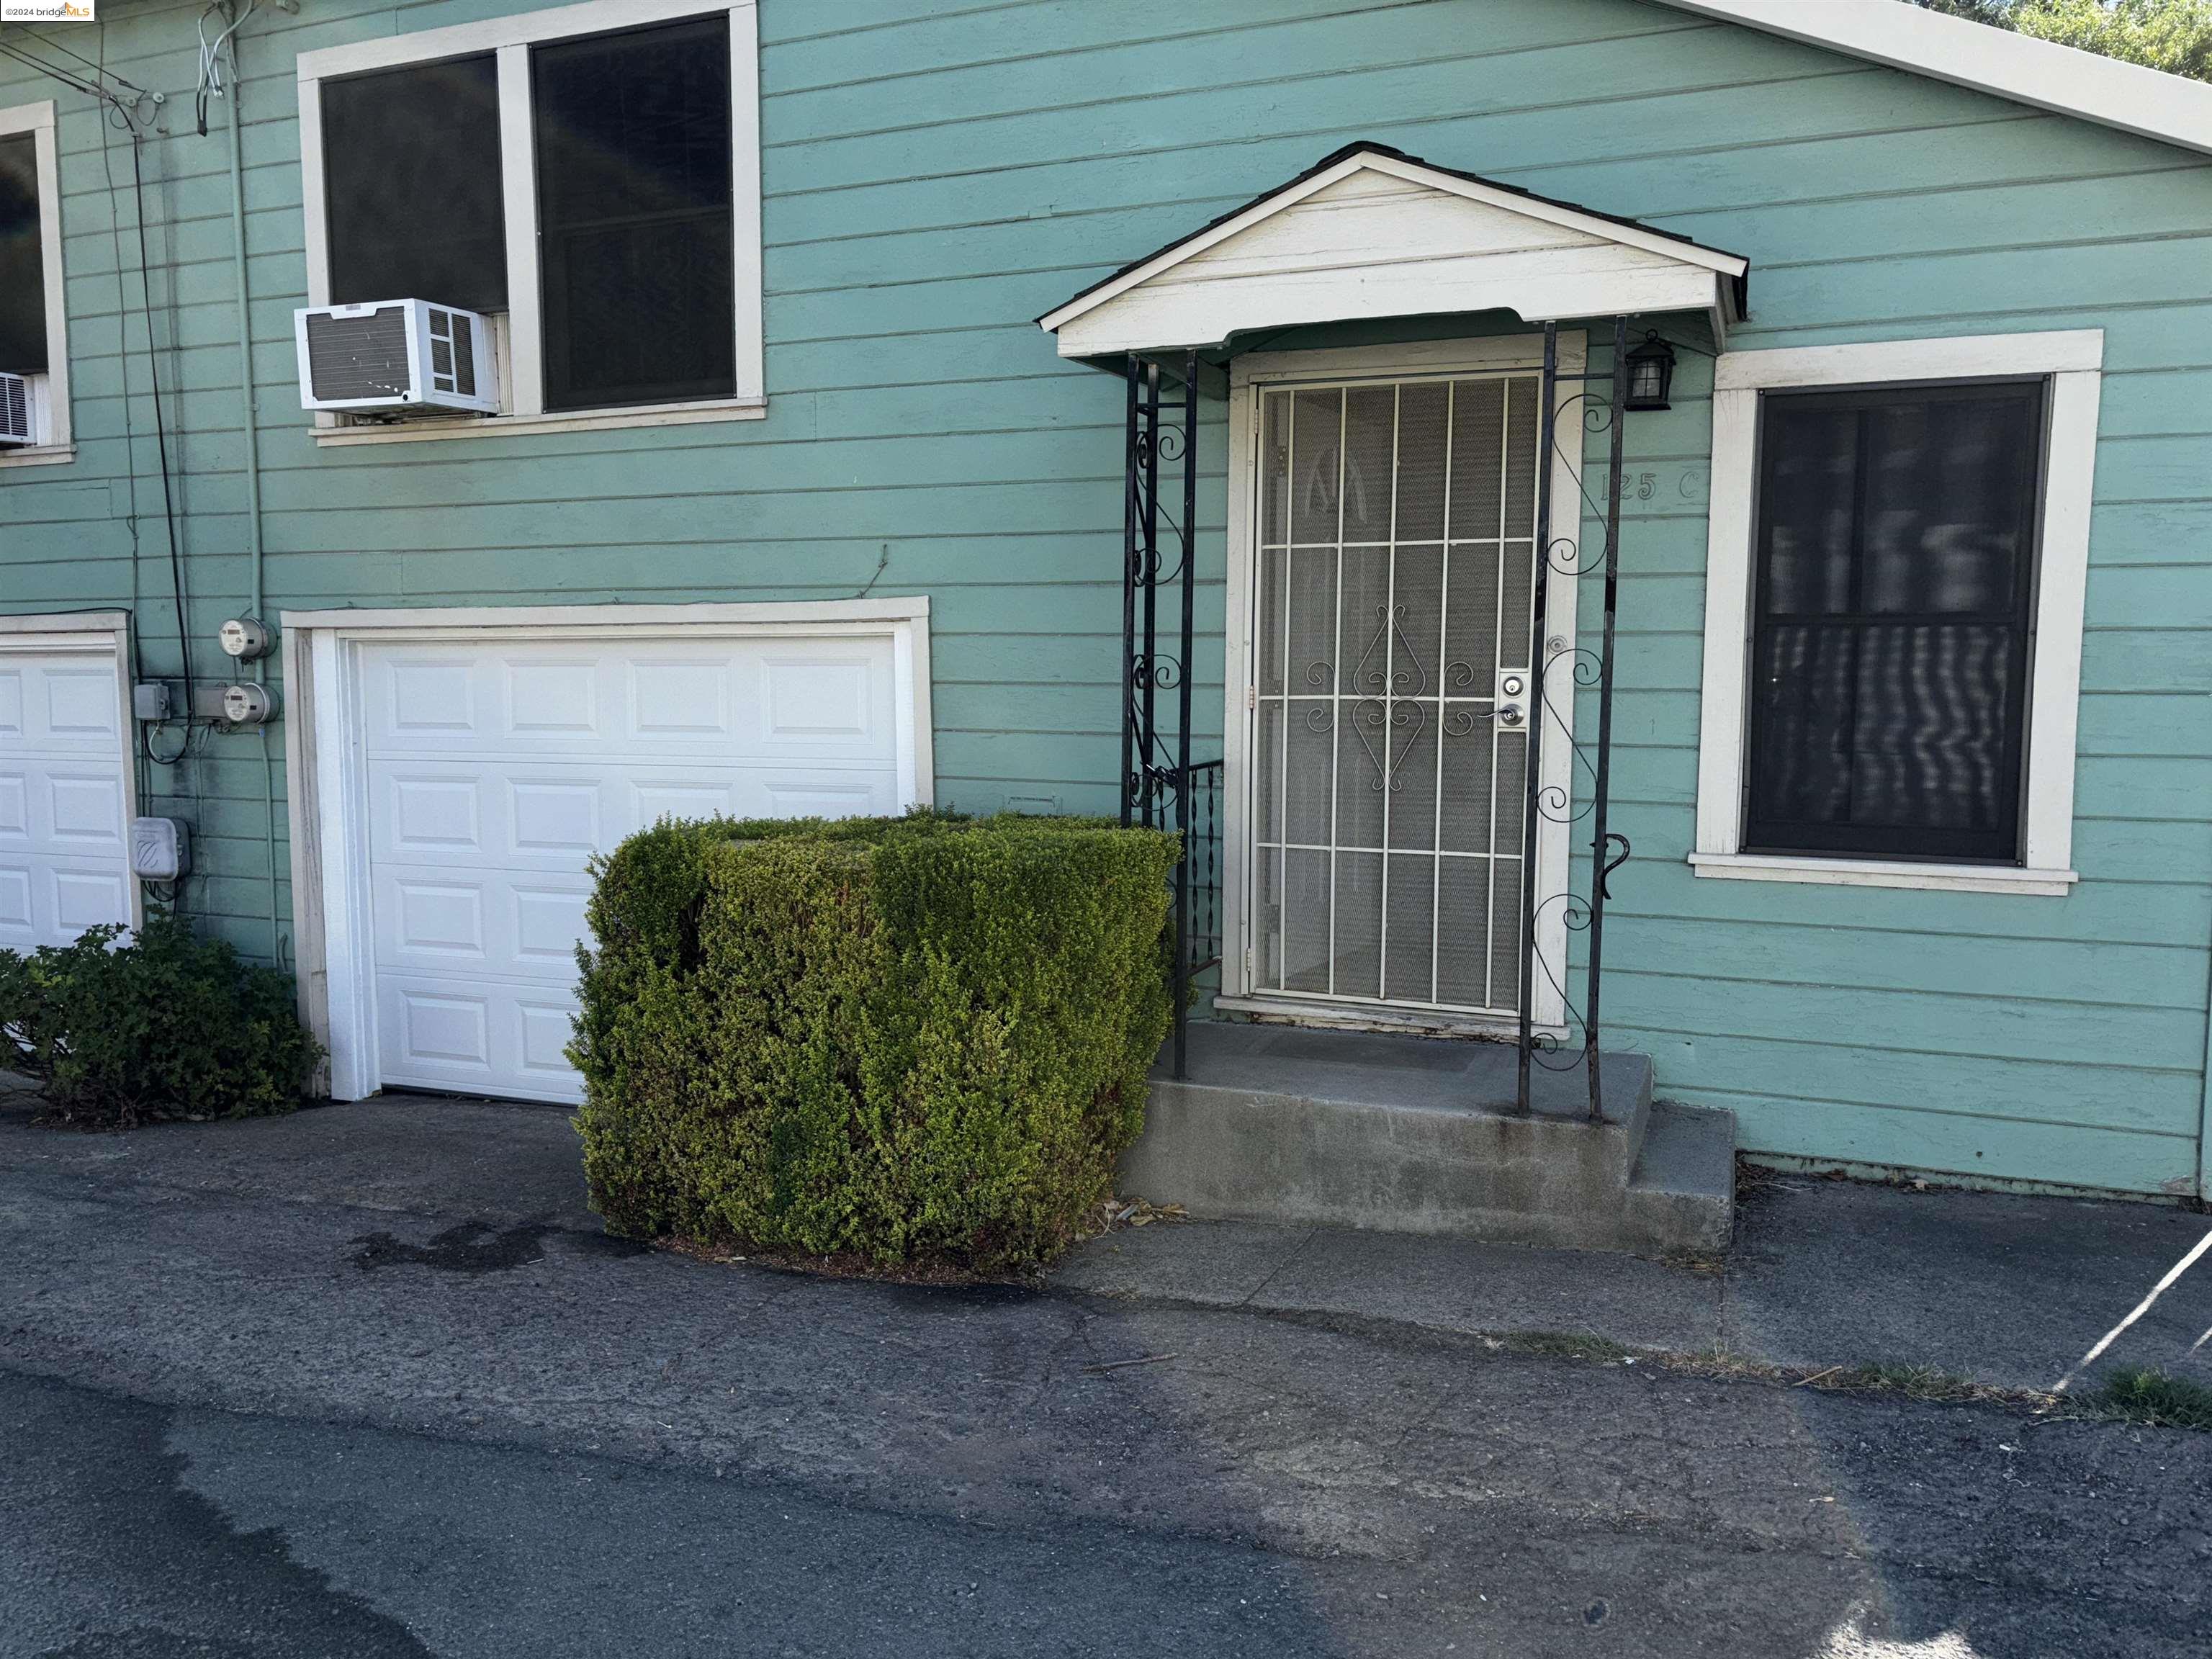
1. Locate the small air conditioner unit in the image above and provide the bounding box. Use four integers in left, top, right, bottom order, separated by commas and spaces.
293, 299, 498, 415
0, 370, 33, 447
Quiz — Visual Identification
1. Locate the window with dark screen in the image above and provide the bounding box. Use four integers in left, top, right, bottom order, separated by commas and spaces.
532, 14, 734, 411
1745, 382, 2045, 864
0, 132, 48, 375
322, 54, 508, 313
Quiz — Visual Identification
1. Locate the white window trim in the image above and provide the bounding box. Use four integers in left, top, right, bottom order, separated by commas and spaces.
1692, 329, 2103, 898
277, 597, 933, 1100
0, 100, 72, 469
295, 0, 763, 444
1220, 333, 1586, 1038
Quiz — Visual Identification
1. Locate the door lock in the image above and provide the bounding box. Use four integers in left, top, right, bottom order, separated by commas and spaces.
1496, 667, 1529, 729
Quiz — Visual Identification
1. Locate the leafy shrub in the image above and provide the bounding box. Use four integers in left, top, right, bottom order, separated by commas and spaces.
570, 812, 1180, 1273
0, 915, 322, 1127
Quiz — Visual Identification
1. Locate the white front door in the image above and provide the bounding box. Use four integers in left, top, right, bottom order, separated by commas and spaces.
0, 635, 133, 951
1236, 346, 1579, 1025
349, 631, 906, 1104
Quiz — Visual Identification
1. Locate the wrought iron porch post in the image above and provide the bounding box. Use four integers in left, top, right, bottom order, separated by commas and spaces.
1516, 323, 1560, 1115
1120, 356, 1141, 827
1141, 361, 1163, 830
1172, 350, 1198, 1079
1582, 318, 1630, 1120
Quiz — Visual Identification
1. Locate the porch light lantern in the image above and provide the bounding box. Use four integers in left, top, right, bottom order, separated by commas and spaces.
1623, 331, 1677, 412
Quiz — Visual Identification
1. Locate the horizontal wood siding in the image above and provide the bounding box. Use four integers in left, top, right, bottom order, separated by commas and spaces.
1, 0, 2206, 1195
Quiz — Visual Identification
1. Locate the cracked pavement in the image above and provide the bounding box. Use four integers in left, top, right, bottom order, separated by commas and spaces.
1, 1092, 2206, 1657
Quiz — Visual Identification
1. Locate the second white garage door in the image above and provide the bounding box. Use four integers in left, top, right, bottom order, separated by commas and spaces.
0, 633, 134, 953
357, 632, 906, 1104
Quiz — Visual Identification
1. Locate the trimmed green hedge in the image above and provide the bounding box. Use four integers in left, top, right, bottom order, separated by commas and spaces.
0, 916, 322, 1127
569, 812, 1180, 1272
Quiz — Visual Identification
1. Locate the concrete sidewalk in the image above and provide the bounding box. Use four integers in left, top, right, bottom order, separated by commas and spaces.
8, 1083, 2206, 1394
1059, 1179, 2212, 1395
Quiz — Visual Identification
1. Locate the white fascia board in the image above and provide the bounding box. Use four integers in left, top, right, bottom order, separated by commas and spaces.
1038, 149, 1745, 341
1654, 0, 2212, 158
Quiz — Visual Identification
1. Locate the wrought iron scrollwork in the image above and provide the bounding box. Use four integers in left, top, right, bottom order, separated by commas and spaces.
1516, 317, 1637, 1121
1123, 351, 1219, 1084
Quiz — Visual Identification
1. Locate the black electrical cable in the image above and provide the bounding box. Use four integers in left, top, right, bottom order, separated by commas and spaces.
95, 22, 150, 698
25, 29, 147, 90
0, 42, 107, 102
127, 130, 194, 727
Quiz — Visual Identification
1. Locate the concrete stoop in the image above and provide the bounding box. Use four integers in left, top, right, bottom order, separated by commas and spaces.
1123, 1022, 1735, 1256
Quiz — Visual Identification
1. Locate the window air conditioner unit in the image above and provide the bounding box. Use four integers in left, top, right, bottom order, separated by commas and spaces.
0, 371, 32, 447
293, 299, 498, 415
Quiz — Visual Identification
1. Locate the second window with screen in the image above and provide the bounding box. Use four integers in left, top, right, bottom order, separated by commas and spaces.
318, 11, 736, 416
534, 14, 734, 411
1746, 381, 2046, 866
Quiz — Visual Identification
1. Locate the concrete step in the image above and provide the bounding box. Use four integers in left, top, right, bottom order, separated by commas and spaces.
1124, 1021, 1732, 1256
1619, 1100, 1737, 1258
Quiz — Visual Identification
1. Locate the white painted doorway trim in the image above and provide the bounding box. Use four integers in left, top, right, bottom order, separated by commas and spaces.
0, 611, 143, 935
279, 598, 934, 1100
1217, 333, 1586, 1035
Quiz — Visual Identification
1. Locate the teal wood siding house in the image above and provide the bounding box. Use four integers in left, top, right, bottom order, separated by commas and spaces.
3, 0, 2210, 1201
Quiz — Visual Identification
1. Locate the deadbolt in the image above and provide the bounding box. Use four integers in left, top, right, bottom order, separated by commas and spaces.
1494, 666, 1530, 731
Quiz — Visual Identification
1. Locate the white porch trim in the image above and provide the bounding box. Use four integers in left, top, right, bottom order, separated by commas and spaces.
1040, 145, 1745, 359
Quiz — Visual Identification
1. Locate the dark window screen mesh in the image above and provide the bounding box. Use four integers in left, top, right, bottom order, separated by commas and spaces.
323, 54, 508, 313
533, 14, 734, 411
0, 133, 48, 375
1745, 382, 2044, 863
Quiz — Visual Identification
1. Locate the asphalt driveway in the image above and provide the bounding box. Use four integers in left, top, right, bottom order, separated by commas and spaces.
0, 1091, 2206, 1658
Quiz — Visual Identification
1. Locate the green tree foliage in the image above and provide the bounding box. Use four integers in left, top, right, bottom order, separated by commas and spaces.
569, 812, 1181, 1273
1910, 0, 2212, 81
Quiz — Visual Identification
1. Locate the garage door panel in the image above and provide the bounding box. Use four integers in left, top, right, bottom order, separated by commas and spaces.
372, 863, 593, 982
361, 638, 899, 763
42, 667, 123, 742
0, 858, 130, 950
504, 657, 601, 734
45, 771, 125, 850
390, 878, 489, 960
513, 884, 592, 968
0, 866, 33, 943
510, 778, 603, 856
0, 644, 131, 950
369, 760, 902, 874
631, 658, 734, 736
380, 655, 482, 739
760, 778, 896, 818
626, 768, 899, 827
54, 867, 129, 933
376, 972, 581, 1105
356, 631, 906, 1103
380, 979, 495, 1076
516, 1000, 580, 1091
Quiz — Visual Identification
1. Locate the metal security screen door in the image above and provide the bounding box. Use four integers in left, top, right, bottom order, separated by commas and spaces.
1250, 372, 1545, 1017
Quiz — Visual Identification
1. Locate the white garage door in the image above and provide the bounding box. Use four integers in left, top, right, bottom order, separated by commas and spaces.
358, 634, 904, 1104
0, 637, 132, 953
